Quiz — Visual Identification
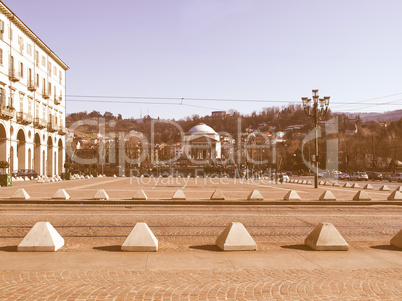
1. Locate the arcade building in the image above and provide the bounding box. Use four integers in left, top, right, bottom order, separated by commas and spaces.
0, 2, 69, 176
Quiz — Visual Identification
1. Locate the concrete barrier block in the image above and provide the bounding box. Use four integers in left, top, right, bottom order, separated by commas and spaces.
18, 222, 64, 252
121, 223, 158, 252
93, 189, 109, 200
343, 183, 352, 188
379, 185, 390, 191
52, 189, 70, 200
387, 190, 402, 201
332, 182, 340, 187
390, 230, 402, 249
211, 190, 225, 200
304, 222, 349, 251
351, 183, 361, 188
37, 178, 45, 183
172, 189, 186, 200
11, 188, 30, 200
353, 190, 371, 201
283, 190, 301, 201
133, 189, 148, 200
363, 184, 374, 190
215, 222, 257, 251
319, 190, 337, 201
247, 190, 264, 200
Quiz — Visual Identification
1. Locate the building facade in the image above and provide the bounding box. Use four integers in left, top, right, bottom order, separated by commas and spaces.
183, 123, 221, 165
0, 2, 68, 176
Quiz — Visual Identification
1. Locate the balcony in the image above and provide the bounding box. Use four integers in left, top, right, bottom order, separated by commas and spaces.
42, 88, 50, 99
47, 121, 58, 133
28, 79, 37, 92
16, 112, 33, 125
33, 117, 47, 129
9, 69, 21, 82
0, 105, 15, 120
58, 126, 66, 135
54, 95, 62, 105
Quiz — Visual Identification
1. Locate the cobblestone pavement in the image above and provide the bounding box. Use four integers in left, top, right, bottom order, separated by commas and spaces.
1, 268, 401, 300
0, 178, 402, 300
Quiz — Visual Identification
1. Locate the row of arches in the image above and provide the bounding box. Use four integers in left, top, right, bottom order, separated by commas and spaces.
0, 123, 64, 176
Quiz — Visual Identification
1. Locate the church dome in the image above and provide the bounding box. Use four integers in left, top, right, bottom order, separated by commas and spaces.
187, 123, 218, 136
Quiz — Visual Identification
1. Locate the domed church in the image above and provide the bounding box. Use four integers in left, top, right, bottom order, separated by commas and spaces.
183, 123, 221, 165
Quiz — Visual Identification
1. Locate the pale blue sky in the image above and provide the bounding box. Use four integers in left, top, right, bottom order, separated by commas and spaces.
4, 0, 402, 119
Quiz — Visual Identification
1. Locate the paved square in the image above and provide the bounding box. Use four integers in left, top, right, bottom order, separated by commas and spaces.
0, 177, 401, 300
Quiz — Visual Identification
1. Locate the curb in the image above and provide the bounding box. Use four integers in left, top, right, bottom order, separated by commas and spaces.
1, 199, 402, 206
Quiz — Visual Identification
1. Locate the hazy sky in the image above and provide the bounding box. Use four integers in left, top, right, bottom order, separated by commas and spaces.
4, 0, 402, 119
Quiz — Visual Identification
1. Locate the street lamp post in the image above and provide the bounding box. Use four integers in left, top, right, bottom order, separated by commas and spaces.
302, 89, 330, 188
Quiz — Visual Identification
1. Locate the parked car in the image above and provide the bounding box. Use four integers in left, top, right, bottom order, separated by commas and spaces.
365, 171, 383, 181
318, 171, 331, 178
11, 169, 38, 178
388, 173, 402, 182
336, 172, 350, 180
350, 172, 369, 181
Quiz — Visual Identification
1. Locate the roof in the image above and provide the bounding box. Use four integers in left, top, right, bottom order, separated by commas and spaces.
0, 2, 69, 70
187, 123, 218, 136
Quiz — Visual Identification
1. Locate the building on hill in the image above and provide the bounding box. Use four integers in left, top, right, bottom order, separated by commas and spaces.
211, 111, 226, 119
183, 123, 221, 165
0, 2, 69, 176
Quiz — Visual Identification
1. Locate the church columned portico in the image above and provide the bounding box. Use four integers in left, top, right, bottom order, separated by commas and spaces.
183, 123, 221, 165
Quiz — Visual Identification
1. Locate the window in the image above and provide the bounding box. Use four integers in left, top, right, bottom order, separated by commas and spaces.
19, 94, 24, 112
28, 68, 32, 85
28, 97, 32, 115
36, 74, 39, 87
41, 56, 45, 67
42, 104, 46, 119
35, 51, 39, 66
0, 48, 2, 65
0, 20, 4, 39
8, 26, 12, 40
35, 101, 39, 117
48, 62, 52, 75
0, 87, 5, 106
53, 66, 56, 75
27, 44, 32, 56
19, 62, 23, 77
18, 36, 24, 53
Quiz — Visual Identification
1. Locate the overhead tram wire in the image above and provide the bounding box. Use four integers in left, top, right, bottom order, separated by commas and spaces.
66, 95, 296, 104
333, 98, 402, 112
66, 99, 223, 111
66, 93, 402, 112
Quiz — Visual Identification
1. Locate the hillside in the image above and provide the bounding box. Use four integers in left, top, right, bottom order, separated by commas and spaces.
345, 110, 402, 122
